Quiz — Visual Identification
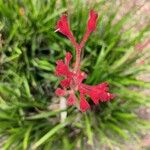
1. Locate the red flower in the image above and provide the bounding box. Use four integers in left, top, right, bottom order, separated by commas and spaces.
78, 83, 114, 105
55, 10, 114, 112
65, 52, 72, 65
55, 59, 73, 77
80, 94, 90, 112
55, 88, 66, 96
60, 78, 71, 88
87, 10, 98, 33
56, 15, 72, 38
79, 10, 98, 49
67, 93, 76, 106
72, 71, 87, 87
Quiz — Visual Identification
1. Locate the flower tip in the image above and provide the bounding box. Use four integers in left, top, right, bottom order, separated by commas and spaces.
55, 88, 66, 96
55, 59, 70, 76
80, 95, 90, 112
55, 14, 71, 37
90, 9, 98, 17
65, 52, 72, 65
87, 9, 98, 33
67, 93, 76, 106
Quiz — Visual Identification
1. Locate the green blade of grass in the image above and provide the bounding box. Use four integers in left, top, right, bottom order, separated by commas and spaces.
23, 125, 32, 150
85, 114, 93, 145
32, 122, 67, 149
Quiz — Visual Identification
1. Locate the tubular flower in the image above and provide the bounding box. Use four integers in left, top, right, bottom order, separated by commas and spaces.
56, 15, 72, 37
87, 10, 98, 33
67, 93, 76, 106
55, 10, 114, 112
80, 94, 90, 112
55, 88, 66, 96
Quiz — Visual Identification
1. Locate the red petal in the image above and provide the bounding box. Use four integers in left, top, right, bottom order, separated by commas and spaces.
73, 72, 87, 86
60, 78, 71, 88
80, 94, 90, 112
87, 10, 98, 33
89, 93, 100, 104
79, 83, 114, 104
99, 93, 115, 102
55, 60, 69, 76
65, 52, 72, 65
56, 15, 72, 37
55, 88, 66, 96
94, 82, 109, 91
67, 93, 76, 105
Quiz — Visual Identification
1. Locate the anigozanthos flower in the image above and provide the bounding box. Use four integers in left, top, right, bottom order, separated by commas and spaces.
55, 10, 114, 112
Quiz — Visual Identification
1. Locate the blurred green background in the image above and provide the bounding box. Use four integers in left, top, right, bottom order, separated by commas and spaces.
0, 0, 150, 149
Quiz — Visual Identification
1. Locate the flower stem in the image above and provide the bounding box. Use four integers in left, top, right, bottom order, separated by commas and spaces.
80, 31, 90, 49
68, 34, 81, 73
74, 47, 81, 72
69, 31, 90, 73
69, 34, 79, 49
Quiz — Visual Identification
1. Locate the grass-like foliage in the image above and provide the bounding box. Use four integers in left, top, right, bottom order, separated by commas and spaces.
0, 0, 150, 149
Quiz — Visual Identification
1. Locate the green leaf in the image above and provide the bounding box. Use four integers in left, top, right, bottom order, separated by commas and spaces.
114, 112, 136, 120
107, 123, 128, 139
43, 8, 67, 24
23, 125, 32, 150
26, 110, 64, 120
85, 114, 93, 145
33, 122, 67, 149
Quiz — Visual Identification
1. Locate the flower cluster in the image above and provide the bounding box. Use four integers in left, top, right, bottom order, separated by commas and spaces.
55, 10, 114, 112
